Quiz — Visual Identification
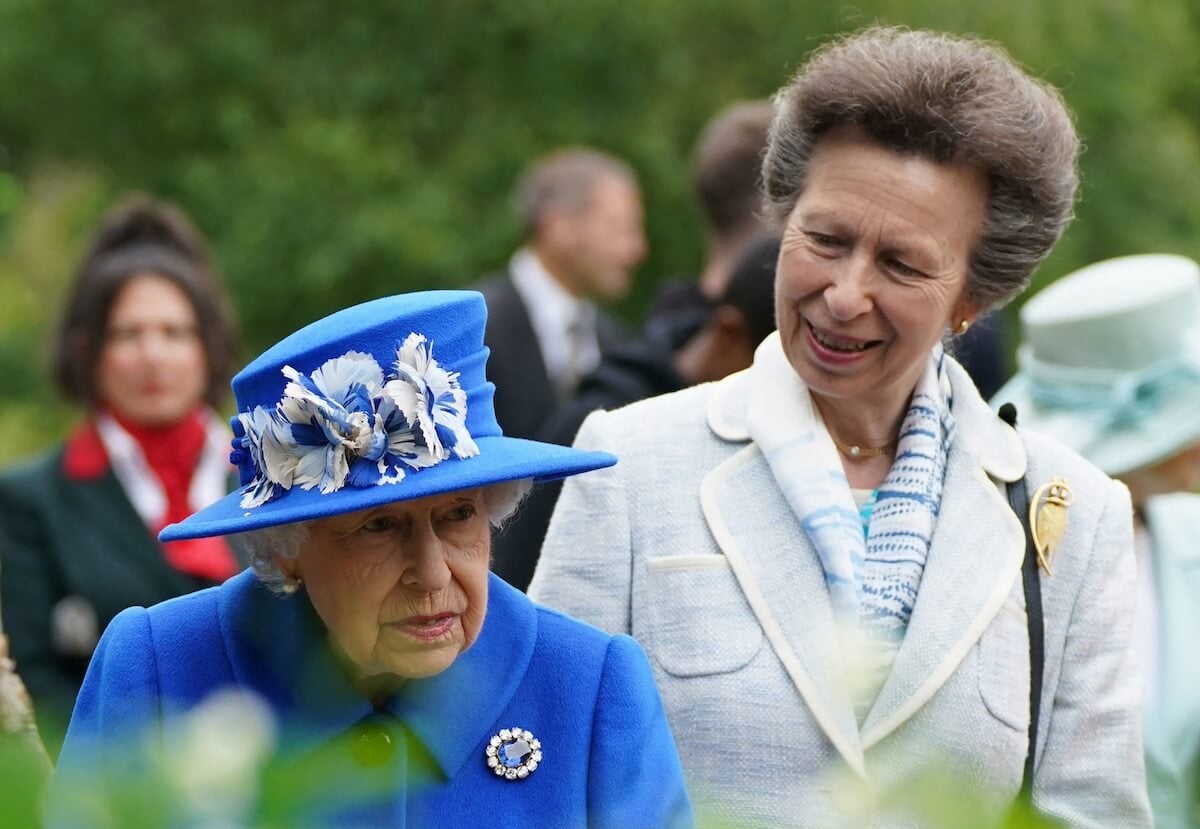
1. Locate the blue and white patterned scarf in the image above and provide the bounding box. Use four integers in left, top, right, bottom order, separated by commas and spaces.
746, 333, 956, 710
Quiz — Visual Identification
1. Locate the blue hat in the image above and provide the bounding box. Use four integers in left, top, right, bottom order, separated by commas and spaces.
992, 254, 1200, 476
161, 291, 615, 540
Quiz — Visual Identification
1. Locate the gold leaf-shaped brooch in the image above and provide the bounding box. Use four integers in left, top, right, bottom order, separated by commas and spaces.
1029, 477, 1073, 575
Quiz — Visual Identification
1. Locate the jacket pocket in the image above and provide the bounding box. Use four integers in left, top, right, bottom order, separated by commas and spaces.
642, 554, 764, 677
976, 598, 1031, 732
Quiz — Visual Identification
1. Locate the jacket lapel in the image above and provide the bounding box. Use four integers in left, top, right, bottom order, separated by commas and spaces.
701, 370, 867, 777
701, 359, 1027, 763
861, 364, 1026, 747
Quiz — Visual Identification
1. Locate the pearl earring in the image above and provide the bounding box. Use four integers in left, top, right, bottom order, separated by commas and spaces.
955, 319, 971, 335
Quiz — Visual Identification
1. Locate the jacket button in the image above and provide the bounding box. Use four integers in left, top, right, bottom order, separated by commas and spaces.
352, 722, 395, 767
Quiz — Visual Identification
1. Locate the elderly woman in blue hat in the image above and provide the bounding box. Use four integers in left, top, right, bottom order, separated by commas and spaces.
993, 253, 1200, 829
52, 291, 692, 827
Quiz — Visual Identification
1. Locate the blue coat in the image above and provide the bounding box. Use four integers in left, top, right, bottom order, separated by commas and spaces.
54, 569, 692, 828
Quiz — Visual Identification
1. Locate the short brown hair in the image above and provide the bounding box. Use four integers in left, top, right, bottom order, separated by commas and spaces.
513, 147, 638, 239
693, 100, 774, 237
762, 26, 1080, 311
52, 195, 239, 410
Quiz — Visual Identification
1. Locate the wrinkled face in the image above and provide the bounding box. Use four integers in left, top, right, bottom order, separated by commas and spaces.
557, 176, 647, 301
774, 129, 986, 417
290, 489, 491, 682
97, 273, 208, 426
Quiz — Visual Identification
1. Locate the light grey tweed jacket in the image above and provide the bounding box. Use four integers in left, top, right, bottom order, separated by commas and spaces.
529, 354, 1151, 828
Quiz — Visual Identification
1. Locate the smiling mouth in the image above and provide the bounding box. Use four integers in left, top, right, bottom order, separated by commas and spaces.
806, 320, 880, 353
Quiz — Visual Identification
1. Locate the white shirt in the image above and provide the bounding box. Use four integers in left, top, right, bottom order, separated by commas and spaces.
94, 411, 232, 528
509, 248, 601, 395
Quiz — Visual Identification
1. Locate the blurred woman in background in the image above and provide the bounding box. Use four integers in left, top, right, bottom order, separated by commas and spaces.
0, 195, 242, 752
994, 253, 1200, 829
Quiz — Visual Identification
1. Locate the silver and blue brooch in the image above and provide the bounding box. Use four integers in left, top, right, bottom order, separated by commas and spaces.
485, 727, 542, 781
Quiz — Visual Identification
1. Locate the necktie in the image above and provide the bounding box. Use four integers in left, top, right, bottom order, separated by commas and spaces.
562, 315, 585, 397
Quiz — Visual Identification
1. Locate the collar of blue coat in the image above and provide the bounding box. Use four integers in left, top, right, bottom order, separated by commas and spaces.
706, 332, 1026, 483
217, 569, 537, 779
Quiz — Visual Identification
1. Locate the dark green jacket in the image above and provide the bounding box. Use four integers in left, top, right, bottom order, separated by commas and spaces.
0, 445, 241, 755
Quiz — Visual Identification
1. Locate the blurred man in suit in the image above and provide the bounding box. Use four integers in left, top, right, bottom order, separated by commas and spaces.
476, 148, 647, 440
489, 104, 776, 591
492, 236, 781, 591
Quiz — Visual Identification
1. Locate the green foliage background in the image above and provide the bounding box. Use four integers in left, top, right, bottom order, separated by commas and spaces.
1, 0, 1198, 463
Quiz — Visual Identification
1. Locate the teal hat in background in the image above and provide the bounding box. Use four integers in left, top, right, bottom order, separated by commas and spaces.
992, 254, 1200, 477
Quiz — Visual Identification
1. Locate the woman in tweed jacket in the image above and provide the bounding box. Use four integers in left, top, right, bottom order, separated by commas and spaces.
531, 26, 1150, 828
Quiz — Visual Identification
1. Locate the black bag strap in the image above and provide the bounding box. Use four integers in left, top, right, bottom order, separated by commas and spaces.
997, 402, 1044, 804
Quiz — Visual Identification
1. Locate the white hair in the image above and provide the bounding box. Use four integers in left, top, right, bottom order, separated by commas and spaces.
231, 479, 534, 593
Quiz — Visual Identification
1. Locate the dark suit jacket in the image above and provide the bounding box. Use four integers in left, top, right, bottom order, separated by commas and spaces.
475, 270, 629, 590
0, 446, 239, 754
494, 307, 707, 591
474, 270, 626, 442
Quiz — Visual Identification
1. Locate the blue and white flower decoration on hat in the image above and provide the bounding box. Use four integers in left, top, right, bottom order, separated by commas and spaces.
159, 290, 616, 543
232, 333, 479, 509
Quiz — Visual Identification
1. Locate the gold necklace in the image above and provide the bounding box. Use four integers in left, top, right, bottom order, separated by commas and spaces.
830, 437, 896, 459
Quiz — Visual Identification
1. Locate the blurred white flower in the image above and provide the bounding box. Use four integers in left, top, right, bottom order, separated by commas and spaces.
165, 688, 278, 826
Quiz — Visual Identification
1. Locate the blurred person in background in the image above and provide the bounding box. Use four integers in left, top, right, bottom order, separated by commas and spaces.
651, 98, 776, 318
53, 291, 691, 828
492, 234, 781, 591
693, 100, 776, 300
475, 147, 647, 442
0, 196, 243, 753
543, 234, 781, 447
531, 26, 1150, 827
993, 253, 1200, 829
491, 102, 773, 591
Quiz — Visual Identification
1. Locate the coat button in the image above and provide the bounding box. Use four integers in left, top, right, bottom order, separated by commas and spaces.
352, 722, 395, 767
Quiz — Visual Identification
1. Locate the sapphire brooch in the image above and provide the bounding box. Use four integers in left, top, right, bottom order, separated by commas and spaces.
485, 727, 542, 781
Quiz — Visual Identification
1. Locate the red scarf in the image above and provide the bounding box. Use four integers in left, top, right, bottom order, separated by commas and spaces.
64, 410, 239, 582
